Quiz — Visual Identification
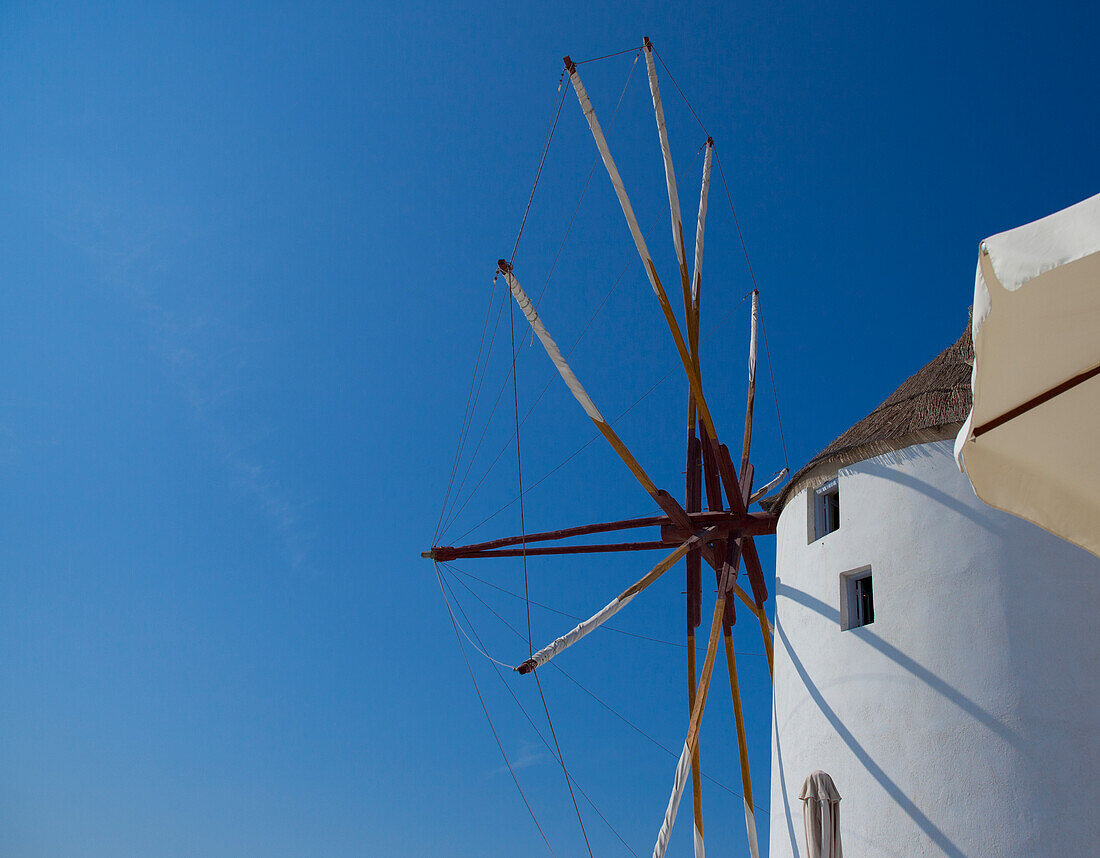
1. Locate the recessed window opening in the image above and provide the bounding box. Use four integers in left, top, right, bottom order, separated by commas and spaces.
813, 480, 840, 541
841, 567, 874, 631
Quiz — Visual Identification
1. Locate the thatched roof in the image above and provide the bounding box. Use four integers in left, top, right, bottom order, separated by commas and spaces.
767, 314, 974, 512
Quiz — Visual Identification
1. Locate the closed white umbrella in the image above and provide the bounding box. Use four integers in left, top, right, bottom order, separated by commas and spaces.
955, 192, 1100, 558
799, 771, 842, 858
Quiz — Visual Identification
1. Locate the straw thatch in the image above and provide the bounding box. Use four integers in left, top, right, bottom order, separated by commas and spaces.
767, 313, 974, 512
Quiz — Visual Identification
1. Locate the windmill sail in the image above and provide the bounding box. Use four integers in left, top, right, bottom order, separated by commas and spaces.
429, 40, 784, 858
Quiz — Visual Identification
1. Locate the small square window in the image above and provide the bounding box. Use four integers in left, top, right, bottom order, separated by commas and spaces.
840, 567, 874, 631
812, 480, 840, 541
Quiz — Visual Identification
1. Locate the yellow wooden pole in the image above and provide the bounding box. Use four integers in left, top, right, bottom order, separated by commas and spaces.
564, 57, 720, 444
686, 629, 705, 854
498, 262, 659, 495
757, 606, 774, 678
687, 593, 724, 767
728, 581, 773, 677
741, 290, 759, 477
642, 37, 693, 330
723, 625, 761, 858
684, 433, 705, 855
652, 552, 735, 858
515, 529, 715, 673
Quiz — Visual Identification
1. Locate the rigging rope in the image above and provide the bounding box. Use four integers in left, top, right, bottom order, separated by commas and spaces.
648, 41, 793, 476
449, 290, 749, 545
445, 43, 788, 544
440, 144, 705, 541
531, 48, 643, 314
434, 278, 501, 543
652, 47, 710, 138
714, 148, 790, 471
575, 45, 644, 64
437, 284, 509, 539
441, 562, 769, 814
509, 86, 568, 267
438, 53, 646, 540
438, 565, 517, 669
434, 45, 782, 856
433, 562, 557, 854
758, 301, 790, 471
510, 281, 595, 858
713, 150, 758, 295
446, 560, 767, 655
440, 570, 640, 856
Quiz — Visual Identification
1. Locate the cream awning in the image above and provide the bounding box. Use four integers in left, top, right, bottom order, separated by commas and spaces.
955, 192, 1100, 557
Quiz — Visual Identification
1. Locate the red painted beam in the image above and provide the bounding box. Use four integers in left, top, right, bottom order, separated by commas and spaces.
425, 510, 776, 561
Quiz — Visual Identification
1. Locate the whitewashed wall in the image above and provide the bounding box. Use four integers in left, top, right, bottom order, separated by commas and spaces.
768, 439, 1100, 857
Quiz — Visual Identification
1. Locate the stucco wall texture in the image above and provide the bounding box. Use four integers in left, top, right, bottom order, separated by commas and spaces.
769, 440, 1100, 857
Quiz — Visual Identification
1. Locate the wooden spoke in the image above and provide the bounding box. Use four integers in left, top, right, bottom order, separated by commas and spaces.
496, 261, 698, 535
643, 37, 692, 328
427, 509, 776, 561
652, 539, 738, 858
723, 626, 761, 858
690, 141, 713, 369
741, 290, 759, 476
563, 57, 720, 443
515, 529, 716, 674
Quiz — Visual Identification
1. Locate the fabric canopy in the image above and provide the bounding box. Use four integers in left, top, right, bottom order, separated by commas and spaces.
955, 192, 1100, 558
800, 771, 842, 858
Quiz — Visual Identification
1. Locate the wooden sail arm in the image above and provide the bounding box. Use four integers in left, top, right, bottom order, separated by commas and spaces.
685, 434, 703, 631
749, 467, 789, 504
717, 468, 763, 855
710, 438, 747, 517
741, 289, 759, 476
690, 140, 713, 363
659, 510, 774, 542
514, 529, 717, 674
723, 625, 761, 858
425, 510, 776, 561
652, 542, 737, 858
642, 36, 692, 321
562, 56, 720, 444
740, 537, 770, 610
687, 433, 765, 622
682, 531, 762, 619
496, 261, 697, 536
432, 541, 673, 560
708, 440, 769, 606
699, 427, 726, 513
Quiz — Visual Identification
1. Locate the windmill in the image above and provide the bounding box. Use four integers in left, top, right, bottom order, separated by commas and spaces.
425, 38, 786, 858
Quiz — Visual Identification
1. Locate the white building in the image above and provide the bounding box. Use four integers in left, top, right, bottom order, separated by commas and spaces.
766, 318, 1100, 856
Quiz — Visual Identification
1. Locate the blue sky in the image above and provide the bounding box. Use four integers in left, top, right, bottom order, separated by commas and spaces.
1, 1, 1097, 856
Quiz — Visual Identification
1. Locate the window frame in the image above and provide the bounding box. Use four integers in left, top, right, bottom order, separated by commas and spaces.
840, 566, 874, 631
810, 478, 840, 543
